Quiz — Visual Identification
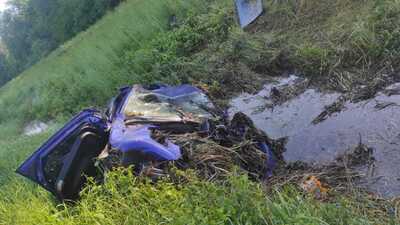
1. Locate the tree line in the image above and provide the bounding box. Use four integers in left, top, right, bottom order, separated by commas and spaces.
0, 0, 123, 86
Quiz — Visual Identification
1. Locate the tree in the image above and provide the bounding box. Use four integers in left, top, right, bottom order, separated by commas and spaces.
0, 0, 124, 85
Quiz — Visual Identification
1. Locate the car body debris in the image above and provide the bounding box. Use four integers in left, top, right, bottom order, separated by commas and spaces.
17, 84, 280, 201
301, 176, 329, 200
235, 0, 263, 28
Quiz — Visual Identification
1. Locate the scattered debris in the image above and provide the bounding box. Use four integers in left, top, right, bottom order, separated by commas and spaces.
382, 87, 400, 97
17, 84, 281, 201
374, 101, 400, 111
313, 74, 400, 124
269, 161, 360, 197
170, 112, 284, 181
231, 73, 400, 197
15, 70, 400, 201
270, 143, 375, 199
300, 176, 329, 199
351, 75, 394, 103
99, 111, 283, 182
269, 77, 309, 106
312, 96, 347, 124
336, 137, 375, 168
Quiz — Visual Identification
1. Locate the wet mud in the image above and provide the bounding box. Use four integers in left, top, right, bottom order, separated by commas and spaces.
229, 75, 400, 197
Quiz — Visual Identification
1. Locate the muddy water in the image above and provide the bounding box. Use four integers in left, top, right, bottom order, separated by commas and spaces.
229, 76, 400, 197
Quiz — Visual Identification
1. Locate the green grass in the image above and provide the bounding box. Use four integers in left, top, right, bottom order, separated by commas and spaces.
0, 141, 397, 225
0, 0, 399, 122
0, 0, 399, 224
0, 0, 211, 123
251, 0, 400, 91
0, 122, 393, 224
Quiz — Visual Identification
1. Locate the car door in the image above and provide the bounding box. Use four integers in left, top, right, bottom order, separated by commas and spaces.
16, 109, 108, 200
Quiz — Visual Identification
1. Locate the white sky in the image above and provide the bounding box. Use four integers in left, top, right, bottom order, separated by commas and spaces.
0, 0, 8, 12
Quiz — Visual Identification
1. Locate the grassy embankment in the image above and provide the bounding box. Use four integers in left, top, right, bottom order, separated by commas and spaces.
0, 0, 399, 224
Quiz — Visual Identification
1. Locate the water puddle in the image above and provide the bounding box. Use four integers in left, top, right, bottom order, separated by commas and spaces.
229, 76, 400, 197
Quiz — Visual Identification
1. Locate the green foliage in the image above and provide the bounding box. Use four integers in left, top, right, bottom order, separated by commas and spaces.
119, 1, 234, 85
253, 0, 400, 80
0, 0, 124, 84
8, 0, 400, 123
293, 44, 330, 76
0, 52, 12, 84
0, 160, 395, 224
0, 0, 210, 123
370, 0, 400, 59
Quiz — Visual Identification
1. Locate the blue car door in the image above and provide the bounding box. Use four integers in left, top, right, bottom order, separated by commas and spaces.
16, 109, 108, 200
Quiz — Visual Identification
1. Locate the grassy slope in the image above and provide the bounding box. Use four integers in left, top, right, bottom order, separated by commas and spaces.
251, 0, 400, 92
0, 0, 206, 124
0, 0, 399, 224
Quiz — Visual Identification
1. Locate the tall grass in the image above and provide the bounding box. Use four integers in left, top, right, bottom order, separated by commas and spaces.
246, 0, 400, 92
0, 165, 395, 225
0, 0, 210, 124
0, 0, 399, 123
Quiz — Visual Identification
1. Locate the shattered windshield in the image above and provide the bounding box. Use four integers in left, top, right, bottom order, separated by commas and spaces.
123, 85, 215, 123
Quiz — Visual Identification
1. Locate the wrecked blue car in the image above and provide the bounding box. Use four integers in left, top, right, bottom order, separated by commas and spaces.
17, 84, 277, 200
